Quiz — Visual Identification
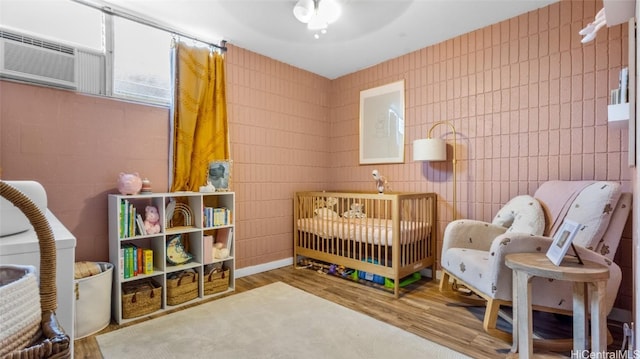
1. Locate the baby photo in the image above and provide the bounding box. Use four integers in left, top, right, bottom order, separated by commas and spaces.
207, 161, 230, 190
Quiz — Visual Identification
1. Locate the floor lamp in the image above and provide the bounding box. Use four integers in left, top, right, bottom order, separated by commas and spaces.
413, 120, 457, 220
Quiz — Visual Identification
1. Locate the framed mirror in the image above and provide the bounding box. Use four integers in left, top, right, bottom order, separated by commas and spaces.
359, 80, 405, 164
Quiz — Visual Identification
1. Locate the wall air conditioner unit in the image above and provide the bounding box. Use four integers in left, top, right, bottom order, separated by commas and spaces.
0, 29, 77, 89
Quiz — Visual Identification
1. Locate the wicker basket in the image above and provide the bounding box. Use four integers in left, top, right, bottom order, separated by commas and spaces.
121, 279, 162, 319
0, 265, 41, 357
0, 181, 71, 359
166, 270, 199, 305
204, 268, 229, 295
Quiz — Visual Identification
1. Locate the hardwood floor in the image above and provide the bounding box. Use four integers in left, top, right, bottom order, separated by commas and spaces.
74, 266, 626, 358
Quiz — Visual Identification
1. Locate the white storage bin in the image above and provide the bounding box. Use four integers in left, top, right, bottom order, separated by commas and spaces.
74, 262, 113, 339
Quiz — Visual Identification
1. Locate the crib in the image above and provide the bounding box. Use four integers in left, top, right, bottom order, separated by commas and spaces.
294, 191, 437, 297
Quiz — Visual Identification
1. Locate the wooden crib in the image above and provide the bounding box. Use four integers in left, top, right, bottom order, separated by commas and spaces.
294, 191, 437, 297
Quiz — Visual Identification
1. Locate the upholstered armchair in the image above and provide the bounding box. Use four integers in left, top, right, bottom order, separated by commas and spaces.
439, 181, 632, 344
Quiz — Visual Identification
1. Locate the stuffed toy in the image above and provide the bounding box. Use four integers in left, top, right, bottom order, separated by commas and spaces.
314, 196, 340, 218
343, 203, 366, 218
212, 242, 230, 259
144, 205, 161, 234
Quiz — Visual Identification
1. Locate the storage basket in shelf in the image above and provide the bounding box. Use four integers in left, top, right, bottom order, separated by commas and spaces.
121, 279, 162, 319
204, 268, 229, 295
0, 181, 71, 359
166, 270, 198, 305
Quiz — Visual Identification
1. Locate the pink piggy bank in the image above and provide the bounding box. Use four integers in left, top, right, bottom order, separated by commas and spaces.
117, 172, 143, 195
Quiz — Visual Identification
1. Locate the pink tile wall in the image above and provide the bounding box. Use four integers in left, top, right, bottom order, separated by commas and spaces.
0, 0, 633, 310
224, 45, 332, 268
328, 0, 633, 309
0, 81, 169, 261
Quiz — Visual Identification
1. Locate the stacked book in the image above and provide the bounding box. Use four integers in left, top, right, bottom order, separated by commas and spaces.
120, 244, 154, 279
203, 207, 231, 227
119, 199, 147, 237
610, 67, 629, 105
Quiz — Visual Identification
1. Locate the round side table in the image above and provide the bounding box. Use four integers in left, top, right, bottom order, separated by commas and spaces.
505, 252, 609, 359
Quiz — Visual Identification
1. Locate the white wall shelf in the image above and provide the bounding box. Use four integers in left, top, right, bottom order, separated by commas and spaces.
608, 102, 630, 128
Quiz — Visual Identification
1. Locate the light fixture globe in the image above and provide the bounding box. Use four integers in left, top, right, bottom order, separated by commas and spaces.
307, 15, 328, 30
293, 0, 314, 23
293, 0, 341, 37
318, 0, 341, 24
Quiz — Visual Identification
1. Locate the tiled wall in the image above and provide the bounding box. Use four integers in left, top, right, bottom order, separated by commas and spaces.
224, 45, 332, 268
327, 0, 633, 309
0, 82, 169, 261
0, 0, 633, 310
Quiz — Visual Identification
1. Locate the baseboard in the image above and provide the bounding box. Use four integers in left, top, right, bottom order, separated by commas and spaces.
236, 257, 436, 280
234, 257, 293, 278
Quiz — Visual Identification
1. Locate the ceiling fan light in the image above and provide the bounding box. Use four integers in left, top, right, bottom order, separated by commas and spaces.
293, 0, 314, 23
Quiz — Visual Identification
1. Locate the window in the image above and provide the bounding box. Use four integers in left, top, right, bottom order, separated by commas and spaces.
113, 18, 172, 105
0, 0, 173, 106
0, 0, 103, 51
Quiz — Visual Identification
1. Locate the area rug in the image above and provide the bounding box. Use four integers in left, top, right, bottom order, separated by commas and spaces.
97, 282, 470, 359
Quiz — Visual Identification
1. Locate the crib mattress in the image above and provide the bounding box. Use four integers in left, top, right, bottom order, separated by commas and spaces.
296, 217, 430, 246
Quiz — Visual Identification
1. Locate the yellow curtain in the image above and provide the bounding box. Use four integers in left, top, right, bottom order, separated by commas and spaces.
171, 41, 228, 192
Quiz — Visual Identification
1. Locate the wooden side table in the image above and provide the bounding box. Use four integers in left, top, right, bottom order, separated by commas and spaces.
505, 252, 609, 359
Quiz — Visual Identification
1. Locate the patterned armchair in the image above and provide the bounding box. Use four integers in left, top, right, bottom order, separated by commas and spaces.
439, 181, 632, 343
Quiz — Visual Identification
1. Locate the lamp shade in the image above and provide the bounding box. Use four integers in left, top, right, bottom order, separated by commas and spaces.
413, 138, 446, 161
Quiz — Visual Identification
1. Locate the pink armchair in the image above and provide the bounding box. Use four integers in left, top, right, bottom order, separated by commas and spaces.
439, 181, 631, 345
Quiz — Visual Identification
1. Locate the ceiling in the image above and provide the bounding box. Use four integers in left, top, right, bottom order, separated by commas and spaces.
102, 0, 559, 79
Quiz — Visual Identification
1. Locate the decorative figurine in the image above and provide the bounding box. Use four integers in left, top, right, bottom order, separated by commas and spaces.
199, 180, 216, 193
117, 172, 142, 195
371, 169, 388, 194
141, 178, 152, 193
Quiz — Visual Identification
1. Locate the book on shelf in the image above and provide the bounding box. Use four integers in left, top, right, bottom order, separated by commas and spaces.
134, 245, 139, 275
123, 200, 131, 238
137, 246, 143, 275
120, 199, 152, 238
121, 244, 154, 278
203, 235, 214, 263
611, 67, 630, 105
143, 249, 153, 275
203, 207, 231, 227
120, 199, 132, 238
122, 245, 131, 279
120, 247, 125, 279
129, 245, 135, 278
620, 67, 629, 104
136, 214, 147, 236
119, 200, 126, 238
130, 202, 136, 237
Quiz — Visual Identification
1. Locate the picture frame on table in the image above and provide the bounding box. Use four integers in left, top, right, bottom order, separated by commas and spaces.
206, 160, 231, 192
546, 219, 581, 266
